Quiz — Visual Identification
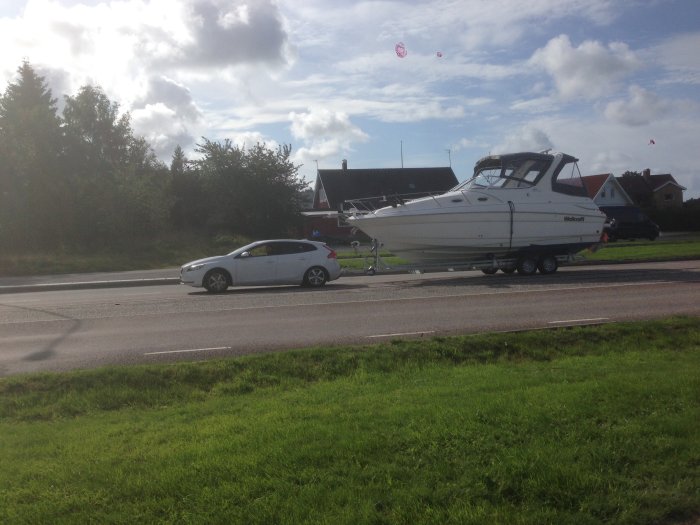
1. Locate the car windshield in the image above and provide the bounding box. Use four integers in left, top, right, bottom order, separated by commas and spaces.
452, 156, 551, 191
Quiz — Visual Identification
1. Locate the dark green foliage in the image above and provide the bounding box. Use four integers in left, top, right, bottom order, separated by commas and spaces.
191, 138, 306, 238
61, 85, 171, 246
0, 62, 67, 248
0, 61, 308, 255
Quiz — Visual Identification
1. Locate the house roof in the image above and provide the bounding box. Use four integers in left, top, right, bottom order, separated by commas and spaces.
647, 174, 687, 191
314, 167, 458, 210
580, 174, 611, 200
617, 173, 686, 199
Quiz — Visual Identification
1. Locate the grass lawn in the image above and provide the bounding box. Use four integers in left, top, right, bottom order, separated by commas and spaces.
2, 317, 699, 524
583, 234, 700, 263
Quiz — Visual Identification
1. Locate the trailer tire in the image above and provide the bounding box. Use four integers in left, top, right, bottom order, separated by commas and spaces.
538, 255, 558, 275
501, 265, 516, 274
481, 267, 498, 275
516, 257, 538, 276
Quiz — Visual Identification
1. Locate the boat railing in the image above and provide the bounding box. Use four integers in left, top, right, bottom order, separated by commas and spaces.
342, 191, 446, 214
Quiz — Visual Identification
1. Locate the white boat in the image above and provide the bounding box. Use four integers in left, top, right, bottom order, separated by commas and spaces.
346, 151, 607, 273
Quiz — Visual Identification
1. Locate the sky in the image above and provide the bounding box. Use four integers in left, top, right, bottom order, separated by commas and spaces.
1, 0, 699, 198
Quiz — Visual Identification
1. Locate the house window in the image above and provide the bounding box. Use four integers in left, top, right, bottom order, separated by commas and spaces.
601, 190, 606, 198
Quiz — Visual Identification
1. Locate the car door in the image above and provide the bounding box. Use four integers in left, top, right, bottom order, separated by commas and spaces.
273, 241, 316, 283
234, 243, 278, 285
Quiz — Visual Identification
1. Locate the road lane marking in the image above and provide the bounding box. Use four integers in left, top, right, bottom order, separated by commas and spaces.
144, 346, 231, 356
367, 330, 436, 339
548, 318, 609, 325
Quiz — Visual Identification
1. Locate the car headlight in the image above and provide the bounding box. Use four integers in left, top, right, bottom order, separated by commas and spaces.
186, 263, 206, 272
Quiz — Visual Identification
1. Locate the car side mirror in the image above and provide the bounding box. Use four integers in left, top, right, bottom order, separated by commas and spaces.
239, 251, 251, 258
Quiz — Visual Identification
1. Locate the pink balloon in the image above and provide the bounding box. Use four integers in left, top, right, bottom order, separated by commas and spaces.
395, 42, 407, 58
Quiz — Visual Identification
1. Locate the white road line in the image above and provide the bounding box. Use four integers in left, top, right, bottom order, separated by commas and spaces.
144, 346, 231, 356
548, 317, 609, 325
367, 330, 436, 339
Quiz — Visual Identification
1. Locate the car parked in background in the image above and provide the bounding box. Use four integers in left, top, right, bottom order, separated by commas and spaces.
600, 206, 660, 241
180, 239, 342, 293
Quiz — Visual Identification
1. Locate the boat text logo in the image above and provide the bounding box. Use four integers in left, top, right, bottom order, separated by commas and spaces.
564, 216, 585, 222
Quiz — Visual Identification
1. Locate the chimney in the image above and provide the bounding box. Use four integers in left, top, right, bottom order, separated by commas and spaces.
342, 159, 347, 171
642, 168, 651, 181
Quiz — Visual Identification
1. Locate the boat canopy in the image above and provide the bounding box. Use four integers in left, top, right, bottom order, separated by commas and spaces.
453, 152, 587, 197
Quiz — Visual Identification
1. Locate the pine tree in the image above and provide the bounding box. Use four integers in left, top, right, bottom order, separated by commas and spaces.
0, 61, 66, 248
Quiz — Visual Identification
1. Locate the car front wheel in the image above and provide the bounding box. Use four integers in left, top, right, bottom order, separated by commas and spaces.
303, 266, 328, 287
203, 269, 230, 293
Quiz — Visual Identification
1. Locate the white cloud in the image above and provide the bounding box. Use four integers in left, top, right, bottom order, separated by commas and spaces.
649, 32, 700, 85
604, 86, 671, 126
289, 108, 368, 164
229, 130, 279, 151
492, 126, 554, 154
529, 34, 641, 100
168, 0, 292, 68
131, 103, 193, 158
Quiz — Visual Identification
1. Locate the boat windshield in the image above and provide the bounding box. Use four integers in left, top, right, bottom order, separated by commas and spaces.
453, 156, 551, 191
551, 158, 588, 197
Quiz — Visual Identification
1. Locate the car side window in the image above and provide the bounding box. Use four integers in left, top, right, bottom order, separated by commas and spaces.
273, 242, 317, 255
248, 244, 272, 257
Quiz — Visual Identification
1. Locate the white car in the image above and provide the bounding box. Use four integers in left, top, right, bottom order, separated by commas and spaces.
180, 239, 342, 293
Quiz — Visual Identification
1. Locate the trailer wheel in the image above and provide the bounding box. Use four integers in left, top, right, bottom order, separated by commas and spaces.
538, 255, 558, 275
481, 267, 498, 275
516, 257, 538, 276
501, 265, 516, 274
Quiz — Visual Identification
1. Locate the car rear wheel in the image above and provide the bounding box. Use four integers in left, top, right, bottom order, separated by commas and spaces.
303, 266, 328, 287
203, 269, 230, 293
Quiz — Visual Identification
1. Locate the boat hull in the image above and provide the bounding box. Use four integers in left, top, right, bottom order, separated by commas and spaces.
349, 204, 605, 264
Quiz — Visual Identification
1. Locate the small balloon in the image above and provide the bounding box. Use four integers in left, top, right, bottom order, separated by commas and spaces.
436, 51, 443, 58
395, 42, 407, 58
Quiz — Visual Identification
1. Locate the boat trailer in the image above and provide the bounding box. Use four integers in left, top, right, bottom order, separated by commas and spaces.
361, 239, 586, 277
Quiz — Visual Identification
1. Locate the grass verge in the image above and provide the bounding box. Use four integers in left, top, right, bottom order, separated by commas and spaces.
1, 317, 699, 524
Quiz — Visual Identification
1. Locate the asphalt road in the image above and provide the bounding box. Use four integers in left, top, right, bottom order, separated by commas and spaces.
1, 260, 699, 376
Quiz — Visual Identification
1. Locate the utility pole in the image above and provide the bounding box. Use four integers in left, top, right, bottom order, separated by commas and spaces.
400, 140, 404, 168
446, 148, 452, 167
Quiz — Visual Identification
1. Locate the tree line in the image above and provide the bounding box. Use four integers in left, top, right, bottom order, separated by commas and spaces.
0, 62, 307, 251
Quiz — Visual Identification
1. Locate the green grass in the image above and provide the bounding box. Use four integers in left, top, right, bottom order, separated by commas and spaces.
2, 317, 700, 524
583, 234, 700, 263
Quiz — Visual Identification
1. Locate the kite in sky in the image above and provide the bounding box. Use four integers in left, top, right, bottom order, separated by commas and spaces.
436, 51, 443, 57
649, 139, 656, 145
395, 42, 407, 58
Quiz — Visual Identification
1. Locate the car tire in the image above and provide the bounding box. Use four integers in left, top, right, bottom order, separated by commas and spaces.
303, 266, 328, 287
203, 269, 230, 293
